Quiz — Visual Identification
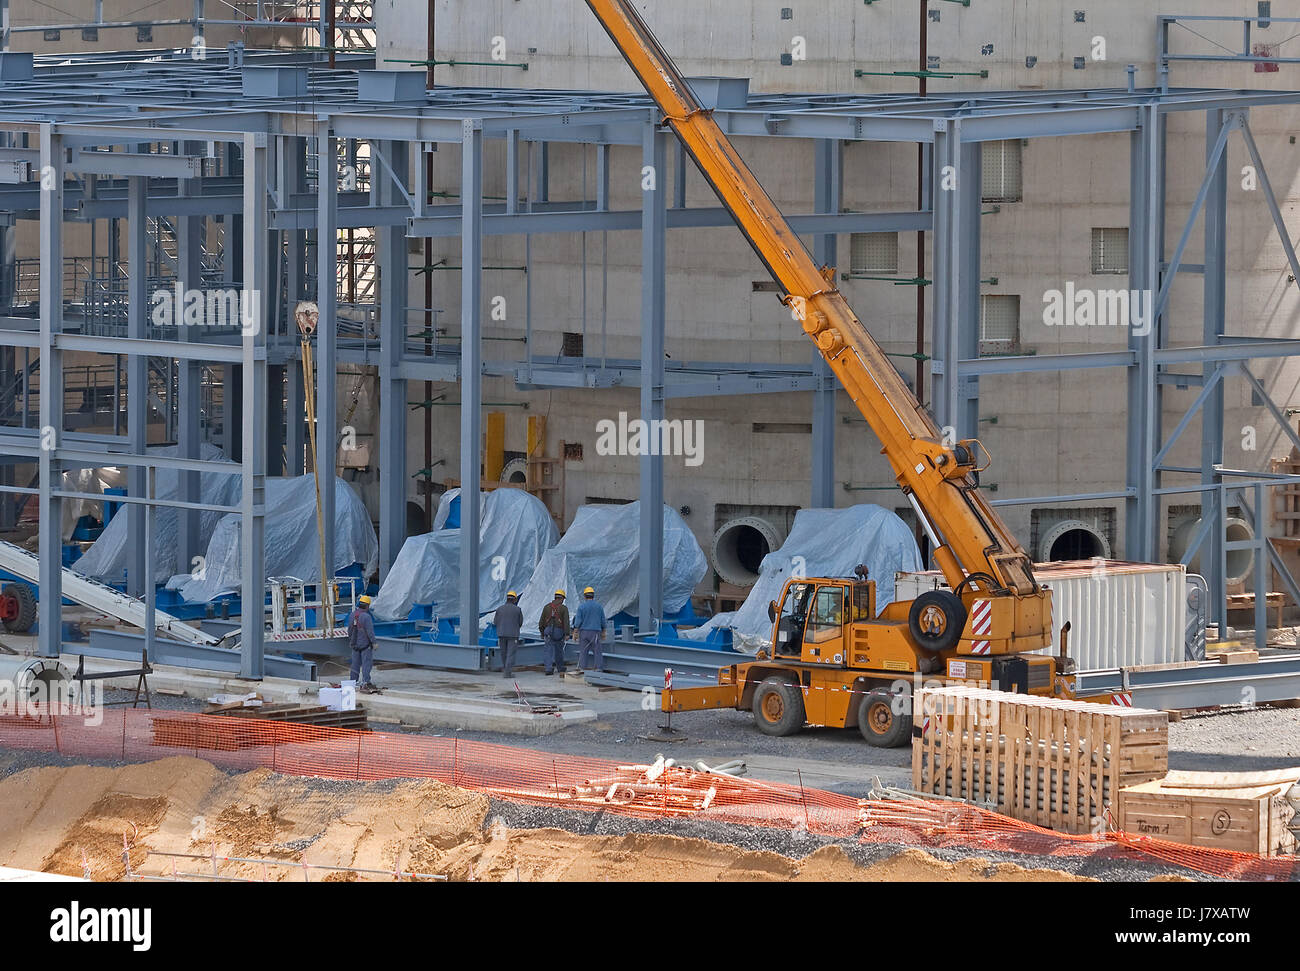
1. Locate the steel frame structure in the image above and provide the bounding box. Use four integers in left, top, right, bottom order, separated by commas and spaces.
2, 40, 1300, 674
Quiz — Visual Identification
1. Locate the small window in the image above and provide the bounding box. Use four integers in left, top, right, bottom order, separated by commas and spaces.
562, 332, 584, 357
1091, 227, 1129, 274
980, 294, 1021, 354
808, 587, 844, 635
982, 140, 1022, 203
849, 232, 899, 274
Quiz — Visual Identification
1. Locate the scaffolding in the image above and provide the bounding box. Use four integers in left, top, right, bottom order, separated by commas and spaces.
1, 20, 1300, 672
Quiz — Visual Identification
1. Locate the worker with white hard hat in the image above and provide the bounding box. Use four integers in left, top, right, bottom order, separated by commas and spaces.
539, 589, 570, 675
493, 590, 525, 679
573, 586, 608, 674
348, 594, 379, 693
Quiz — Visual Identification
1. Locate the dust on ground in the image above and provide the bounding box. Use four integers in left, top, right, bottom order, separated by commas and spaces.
0, 756, 1099, 882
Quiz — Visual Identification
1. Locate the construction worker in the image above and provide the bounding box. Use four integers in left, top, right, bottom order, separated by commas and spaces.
539, 589, 570, 676
494, 591, 524, 678
573, 586, 607, 673
348, 595, 379, 693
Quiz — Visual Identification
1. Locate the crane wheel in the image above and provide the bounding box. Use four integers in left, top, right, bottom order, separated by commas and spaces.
752, 675, 805, 737
1, 582, 37, 633
858, 688, 912, 748
907, 589, 966, 653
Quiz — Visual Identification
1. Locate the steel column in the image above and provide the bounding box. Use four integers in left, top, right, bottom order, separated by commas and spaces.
638, 123, 668, 633
176, 142, 204, 571
240, 132, 268, 679
126, 176, 148, 598
810, 138, 840, 507
379, 138, 410, 578
1125, 105, 1163, 562
316, 123, 338, 595
1203, 108, 1229, 630
36, 124, 63, 658
459, 120, 484, 644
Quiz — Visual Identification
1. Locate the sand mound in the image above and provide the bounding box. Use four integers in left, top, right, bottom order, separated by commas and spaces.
0, 758, 1093, 882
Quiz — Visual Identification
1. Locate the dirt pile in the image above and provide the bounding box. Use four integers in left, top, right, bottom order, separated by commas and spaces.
0, 757, 1092, 881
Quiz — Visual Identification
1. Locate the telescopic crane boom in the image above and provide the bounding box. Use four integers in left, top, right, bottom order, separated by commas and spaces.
584, 0, 1053, 658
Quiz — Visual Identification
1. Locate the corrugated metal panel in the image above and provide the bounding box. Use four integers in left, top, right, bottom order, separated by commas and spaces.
893, 560, 1186, 671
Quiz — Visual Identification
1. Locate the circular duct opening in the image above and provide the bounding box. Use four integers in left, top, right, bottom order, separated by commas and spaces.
712, 516, 785, 587
1037, 519, 1112, 563
500, 457, 528, 486
0, 657, 70, 707
1170, 516, 1254, 585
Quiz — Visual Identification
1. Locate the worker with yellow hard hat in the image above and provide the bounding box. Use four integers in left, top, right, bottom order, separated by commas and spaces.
493, 590, 524, 679
540, 588, 570, 675
573, 585, 608, 674
348, 593, 379, 693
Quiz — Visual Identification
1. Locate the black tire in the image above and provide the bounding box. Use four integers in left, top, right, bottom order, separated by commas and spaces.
858, 688, 912, 748
907, 589, 967, 653
1, 582, 37, 633
752, 675, 805, 737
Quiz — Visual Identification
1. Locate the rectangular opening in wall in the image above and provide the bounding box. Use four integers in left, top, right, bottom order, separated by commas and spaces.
561, 332, 584, 357
849, 232, 899, 274
752, 422, 813, 434
1091, 227, 1129, 274
979, 294, 1021, 355
585, 496, 633, 505
982, 140, 1023, 203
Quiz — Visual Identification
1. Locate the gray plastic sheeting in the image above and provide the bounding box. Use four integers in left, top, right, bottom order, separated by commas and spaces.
71, 443, 241, 582
507, 501, 708, 636
369, 488, 559, 622
176, 475, 379, 603
682, 504, 923, 652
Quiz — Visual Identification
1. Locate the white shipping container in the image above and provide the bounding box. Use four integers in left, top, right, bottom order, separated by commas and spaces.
893, 560, 1187, 671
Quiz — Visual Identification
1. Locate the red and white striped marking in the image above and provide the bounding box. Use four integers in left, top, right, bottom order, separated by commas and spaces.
921, 716, 932, 735
970, 599, 992, 636
1110, 692, 1133, 707
969, 640, 991, 656
664, 668, 673, 691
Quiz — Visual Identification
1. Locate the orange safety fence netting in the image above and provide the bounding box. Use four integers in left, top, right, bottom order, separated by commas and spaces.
1, 706, 1295, 881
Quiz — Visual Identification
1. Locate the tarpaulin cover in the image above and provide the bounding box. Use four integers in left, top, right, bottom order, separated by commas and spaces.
507, 501, 708, 635
370, 488, 559, 622
682, 504, 923, 652
71, 444, 240, 582
176, 475, 379, 603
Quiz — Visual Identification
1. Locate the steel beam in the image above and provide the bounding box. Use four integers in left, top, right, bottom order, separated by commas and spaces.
84, 628, 317, 681
126, 176, 148, 600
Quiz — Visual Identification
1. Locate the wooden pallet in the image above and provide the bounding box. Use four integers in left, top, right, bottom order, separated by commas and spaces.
1117, 768, 1299, 856
210, 703, 369, 731
1225, 591, 1285, 629
152, 704, 368, 751
912, 685, 1168, 834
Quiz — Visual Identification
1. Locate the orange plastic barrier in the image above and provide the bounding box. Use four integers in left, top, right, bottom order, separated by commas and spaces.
1, 707, 1294, 881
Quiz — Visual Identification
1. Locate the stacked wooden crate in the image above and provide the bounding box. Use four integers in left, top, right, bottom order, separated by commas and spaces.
912, 685, 1168, 834
1117, 769, 1299, 856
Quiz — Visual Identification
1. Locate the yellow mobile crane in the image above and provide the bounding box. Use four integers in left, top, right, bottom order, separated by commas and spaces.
584, 0, 1073, 746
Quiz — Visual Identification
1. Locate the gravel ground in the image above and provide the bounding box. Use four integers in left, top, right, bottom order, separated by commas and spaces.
5, 685, 1295, 881
0, 748, 1212, 881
